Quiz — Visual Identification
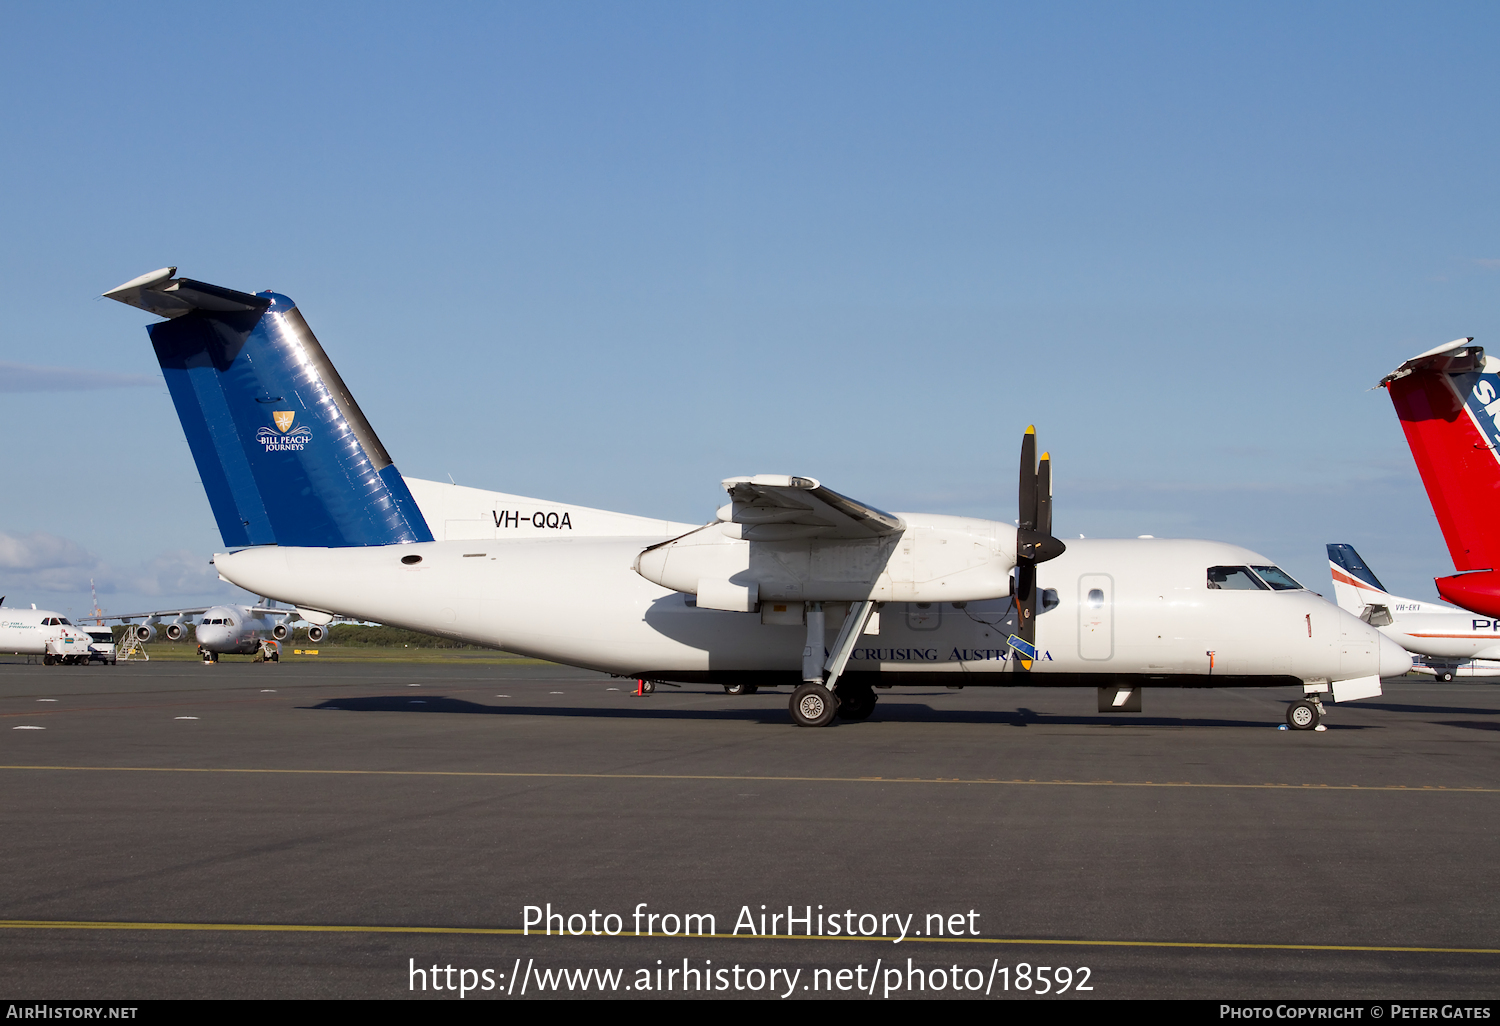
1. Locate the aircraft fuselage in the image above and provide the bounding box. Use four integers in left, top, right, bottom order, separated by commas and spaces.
215, 531, 1399, 688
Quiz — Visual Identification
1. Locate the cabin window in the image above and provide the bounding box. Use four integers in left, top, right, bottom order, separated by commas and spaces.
1041, 588, 1059, 613
1207, 566, 1268, 591
402, 554, 423, 565
1087, 588, 1105, 608
1250, 565, 1303, 591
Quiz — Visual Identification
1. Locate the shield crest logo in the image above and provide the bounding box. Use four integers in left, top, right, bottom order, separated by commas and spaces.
272, 411, 296, 433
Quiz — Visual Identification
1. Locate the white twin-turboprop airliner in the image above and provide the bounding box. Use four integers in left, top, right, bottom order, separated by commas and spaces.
103, 268, 1409, 729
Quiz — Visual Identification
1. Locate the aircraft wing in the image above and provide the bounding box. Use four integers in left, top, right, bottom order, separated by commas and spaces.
718, 475, 904, 540
86, 608, 210, 622
83, 606, 293, 622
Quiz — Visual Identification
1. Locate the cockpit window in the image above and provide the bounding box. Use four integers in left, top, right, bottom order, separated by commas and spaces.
1250, 565, 1303, 591
58, 618, 72, 625
1207, 566, 1269, 590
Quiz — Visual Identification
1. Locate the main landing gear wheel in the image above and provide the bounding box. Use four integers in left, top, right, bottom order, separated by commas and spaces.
640, 680, 655, 694
835, 683, 877, 721
1286, 700, 1321, 731
1438, 670, 1455, 682
790, 683, 840, 727
723, 683, 758, 695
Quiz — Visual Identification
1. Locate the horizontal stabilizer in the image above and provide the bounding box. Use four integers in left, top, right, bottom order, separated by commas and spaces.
1377, 338, 1480, 387
104, 268, 269, 320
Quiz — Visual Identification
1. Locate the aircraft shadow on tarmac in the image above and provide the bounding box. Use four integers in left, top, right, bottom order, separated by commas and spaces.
1359, 702, 1500, 716
301, 695, 1318, 728
1433, 720, 1500, 732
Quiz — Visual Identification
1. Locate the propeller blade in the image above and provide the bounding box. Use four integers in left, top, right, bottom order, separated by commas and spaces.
1018, 426, 1037, 533
1011, 430, 1064, 676
1037, 451, 1052, 539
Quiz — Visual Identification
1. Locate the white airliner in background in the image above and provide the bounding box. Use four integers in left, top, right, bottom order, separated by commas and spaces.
1328, 543, 1500, 681
0, 601, 98, 665
98, 603, 302, 662
103, 268, 1409, 729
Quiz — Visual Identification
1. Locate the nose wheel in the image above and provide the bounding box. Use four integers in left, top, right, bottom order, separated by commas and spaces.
1286, 699, 1323, 730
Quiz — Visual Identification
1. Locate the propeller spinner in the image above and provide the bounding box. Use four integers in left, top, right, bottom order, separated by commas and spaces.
1013, 426, 1066, 670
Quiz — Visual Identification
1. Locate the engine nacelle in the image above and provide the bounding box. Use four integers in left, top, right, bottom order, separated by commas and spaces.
635, 512, 1017, 609
272, 623, 289, 641
164, 623, 184, 641
306, 625, 325, 643
131, 624, 156, 642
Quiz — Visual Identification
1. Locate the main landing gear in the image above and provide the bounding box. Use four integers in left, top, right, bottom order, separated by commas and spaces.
790, 683, 839, 727
723, 683, 759, 695
1286, 698, 1324, 731
835, 682, 877, 721
789, 599, 883, 727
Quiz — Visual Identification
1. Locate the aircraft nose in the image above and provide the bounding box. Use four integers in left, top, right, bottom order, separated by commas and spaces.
1379, 633, 1413, 678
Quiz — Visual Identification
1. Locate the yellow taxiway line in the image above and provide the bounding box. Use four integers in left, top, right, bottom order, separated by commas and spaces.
0, 919, 1494, 955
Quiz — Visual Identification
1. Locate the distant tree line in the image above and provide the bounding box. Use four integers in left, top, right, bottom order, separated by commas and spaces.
322, 624, 496, 649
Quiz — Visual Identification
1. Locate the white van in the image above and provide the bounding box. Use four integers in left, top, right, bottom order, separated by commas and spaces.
85, 626, 117, 665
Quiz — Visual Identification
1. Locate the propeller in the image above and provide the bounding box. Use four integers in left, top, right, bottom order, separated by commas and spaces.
1013, 426, 1066, 670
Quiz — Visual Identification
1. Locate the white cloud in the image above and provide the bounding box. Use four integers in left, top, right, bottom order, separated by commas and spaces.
0, 530, 222, 602
0, 530, 106, 592
128, 549, 221, 596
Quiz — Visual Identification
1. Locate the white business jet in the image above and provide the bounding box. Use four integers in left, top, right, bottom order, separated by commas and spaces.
0, 600, 97, 665
103, 268, 1408, 729
1328, 543, 1500, 681
100, 603, 300, 662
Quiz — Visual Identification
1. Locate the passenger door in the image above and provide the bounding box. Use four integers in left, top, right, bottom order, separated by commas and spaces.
1079, 574, 1114, 660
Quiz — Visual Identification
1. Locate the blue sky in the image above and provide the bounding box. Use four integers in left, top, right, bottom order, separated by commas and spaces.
2, 2, 1497, 616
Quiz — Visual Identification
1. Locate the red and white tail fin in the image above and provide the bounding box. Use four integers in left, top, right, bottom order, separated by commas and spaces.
1381, 338, 1500, 615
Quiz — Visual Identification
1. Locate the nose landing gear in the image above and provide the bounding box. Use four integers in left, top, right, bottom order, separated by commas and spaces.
1286, 698, 1324, 730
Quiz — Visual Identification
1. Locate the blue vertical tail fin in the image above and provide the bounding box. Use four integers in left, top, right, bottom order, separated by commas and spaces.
105, 268, 433, 548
